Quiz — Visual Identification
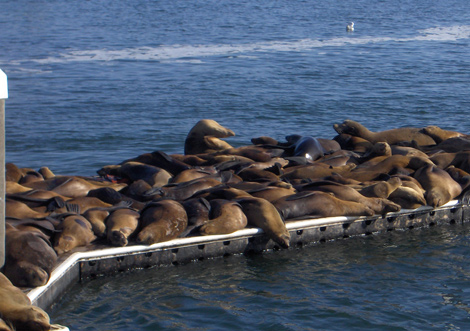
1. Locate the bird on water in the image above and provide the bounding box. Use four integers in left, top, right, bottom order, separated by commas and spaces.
346, 22, 354, 32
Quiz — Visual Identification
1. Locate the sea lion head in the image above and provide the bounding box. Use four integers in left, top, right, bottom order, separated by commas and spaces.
12, 305, 51, 331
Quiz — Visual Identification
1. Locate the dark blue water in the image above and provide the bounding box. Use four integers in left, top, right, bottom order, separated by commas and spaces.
2, 0, 470, 329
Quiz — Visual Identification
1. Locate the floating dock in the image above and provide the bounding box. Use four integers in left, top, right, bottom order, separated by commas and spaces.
27, 198, 470, 311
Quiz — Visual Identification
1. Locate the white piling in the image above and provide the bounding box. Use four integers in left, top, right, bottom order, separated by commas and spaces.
0, 69, 8, 268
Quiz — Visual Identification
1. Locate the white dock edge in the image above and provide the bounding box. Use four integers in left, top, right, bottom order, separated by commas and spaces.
27, 199, 467, 310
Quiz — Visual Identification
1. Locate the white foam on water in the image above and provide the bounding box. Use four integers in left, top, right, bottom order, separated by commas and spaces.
29, 25, 470, 65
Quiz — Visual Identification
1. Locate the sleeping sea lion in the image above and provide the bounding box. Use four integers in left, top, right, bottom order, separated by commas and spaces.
3, 224, 57, 287
199, 199, 247, 235
413, 164, 462, 207
106, 208, 140, 247
0, 272, 51, 331
273, 191, 375, 220
136, 199, 188, 245
333, 119, 436, 146
54, 215, 96, 254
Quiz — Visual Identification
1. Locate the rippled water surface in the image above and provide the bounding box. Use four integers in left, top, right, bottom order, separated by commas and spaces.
2, 0, 470, 329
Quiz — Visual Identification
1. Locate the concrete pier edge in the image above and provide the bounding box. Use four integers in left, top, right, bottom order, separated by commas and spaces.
27, 199, 469, 311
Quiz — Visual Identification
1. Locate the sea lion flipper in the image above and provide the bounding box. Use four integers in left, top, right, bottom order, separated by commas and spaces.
66, 203, 81, 214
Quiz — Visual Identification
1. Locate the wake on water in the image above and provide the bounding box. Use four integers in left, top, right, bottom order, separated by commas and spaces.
10, 25, 470, 65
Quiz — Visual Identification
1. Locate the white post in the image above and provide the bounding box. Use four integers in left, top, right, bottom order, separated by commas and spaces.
0, 69, 7, 268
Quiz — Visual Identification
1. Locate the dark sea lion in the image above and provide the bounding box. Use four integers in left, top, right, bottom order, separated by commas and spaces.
119, 161, 173, 187
182, 197, 211, 226
18, 170, 44, 185
286, 135, 326, 161
235, 197, 290, 248
237, 167, 280, 182
199, 199, 247, 235
3, 224, 57, 288
251, 136, 280, 145
54, 215, 97, 254
184, 119, 235, 155
146, 177, 224, 201
120, 150, 192, 176
413, 164, 462, 207
333, 119, 436, 146
273, 191, 375, 220
420, 125, 465, 144
0, 272, 51, 331
136, 199, 188, 245
105, 208, 140, 247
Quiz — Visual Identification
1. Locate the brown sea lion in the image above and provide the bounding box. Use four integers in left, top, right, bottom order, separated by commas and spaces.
184, 119, 235, 155
420, 125, 465, 144
24, 176, 126, 198
388, 186, 427, 209
146, 177, 224, 201
136, 199, 188, 245
170, 168, 218, 184
248, 186, 297, 203
199, 199, 247, 235
5, 199, 50, 219
273, 191, 375, 220
0, 272, 51, 331
358, 177, 402, 198
413, 164, 462, 207
333, 133, 374, 153
5, 181, 33, 194
280, 163, 356, 181
106, 208, 140, 247
5, 163, 23, 182
3, 224, 57, 287
118, 161, 173, 187
297, 181, 401, 214
54, 215, 97, 254
235, 197, 290, 248
333, 120, 436, 145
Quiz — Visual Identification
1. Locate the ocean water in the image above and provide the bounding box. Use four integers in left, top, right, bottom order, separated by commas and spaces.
2, 0, 470, 329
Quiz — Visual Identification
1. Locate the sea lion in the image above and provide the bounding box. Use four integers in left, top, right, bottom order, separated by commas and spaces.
54, 214, 97, 254
296, 181, 401, 214
0, 272, 51, 331
136, 199, 188, 245
334, 133, 374, 153
5, 181, 33, 194
121, 150, 192, 176
420, 125, 465, 144
199, 199, 247, 235
118, 161, 173, 187
5, 199, 50, 219
358, 177, 402, 198
145, 177, 224, 201
413, 164, 462, 207
248, 185, 297, 203
280, 163, 356, 181
235, 196, 290, 248
5, 163, 23, 182
388, 186, 427, 209
184, 119, 235, 155
333, 120, 436, 146
3, 224, 57, 287
170, 168, 218, 184
106, 208, 140, 247
273, 191, 375, 220
285, 135, 326, 161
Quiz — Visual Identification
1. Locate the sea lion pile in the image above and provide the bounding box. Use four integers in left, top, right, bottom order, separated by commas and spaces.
3, 119, 470, 300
